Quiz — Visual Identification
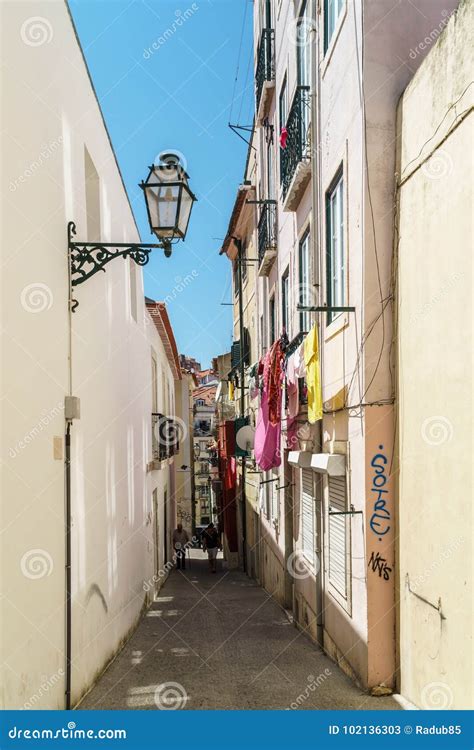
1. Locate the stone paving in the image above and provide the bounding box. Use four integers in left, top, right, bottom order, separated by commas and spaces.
79, 550, 401, 710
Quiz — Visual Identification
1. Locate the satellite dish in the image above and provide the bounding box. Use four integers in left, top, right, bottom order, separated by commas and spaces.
236, 425, 255, 451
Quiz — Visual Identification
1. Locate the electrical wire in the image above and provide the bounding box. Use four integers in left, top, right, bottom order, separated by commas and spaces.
229, 0, 249, 126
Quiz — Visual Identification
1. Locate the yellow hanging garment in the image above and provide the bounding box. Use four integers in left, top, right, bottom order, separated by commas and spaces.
304, 325, 323, 423
228, 380, 235, 401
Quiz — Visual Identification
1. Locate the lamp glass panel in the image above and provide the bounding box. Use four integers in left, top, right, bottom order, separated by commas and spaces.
177, 187, 194, 238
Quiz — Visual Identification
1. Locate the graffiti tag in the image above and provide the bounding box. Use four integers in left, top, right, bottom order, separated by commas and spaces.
369, 446, 391, 538
368, 551, 392, 581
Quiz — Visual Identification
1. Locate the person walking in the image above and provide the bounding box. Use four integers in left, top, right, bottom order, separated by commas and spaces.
201, 523, 221, 573
172, 523, 189, 571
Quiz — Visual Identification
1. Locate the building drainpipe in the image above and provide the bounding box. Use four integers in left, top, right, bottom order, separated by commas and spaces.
234, 236, 247, 574
310, 0, 325, 645
65, 420, 72, 709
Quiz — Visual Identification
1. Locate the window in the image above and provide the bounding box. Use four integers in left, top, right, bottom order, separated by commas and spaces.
260, 315, 265, 355
279, 76, 287, 131
264, 0, 272, 26
151, 354, 158, 413
301, 468, 315, 563
270, 475, 278, 522
233, 260, 239, 296
196, 399, 205, 406
298, 229, 311, 333
281, 268, 289, 334
326, 170, 345, 324
241, 238, 247, 281
266, 140, 275, 199
324, 0, 344, 52
200, 462, 208, 474
296, 2, 311, 143
328, 475, 350, 604
297, 1, 311, 87
269, 295, 276, 344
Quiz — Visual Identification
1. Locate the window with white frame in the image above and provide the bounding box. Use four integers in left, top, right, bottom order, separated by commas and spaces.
298, 228, 311, 333
326, 169, 345, 324
324, 0, 344, 52
297, 1, 311, 88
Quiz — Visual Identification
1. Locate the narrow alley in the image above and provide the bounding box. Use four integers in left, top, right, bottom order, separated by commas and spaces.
79, 552, 400, 711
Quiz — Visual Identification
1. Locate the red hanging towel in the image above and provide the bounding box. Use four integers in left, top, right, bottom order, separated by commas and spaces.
279, 127, 288, 149
267, 340, 284, 426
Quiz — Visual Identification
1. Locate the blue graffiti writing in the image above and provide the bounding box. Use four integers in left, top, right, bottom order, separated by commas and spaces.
369, 445, 391, 537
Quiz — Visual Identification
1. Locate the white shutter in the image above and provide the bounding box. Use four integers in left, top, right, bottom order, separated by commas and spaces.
328, 475, 347, 597
301, 468, 315, 563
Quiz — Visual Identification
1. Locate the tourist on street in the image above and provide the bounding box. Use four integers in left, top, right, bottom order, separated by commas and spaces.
201, 523, 221, 573
172, 523, 189, 571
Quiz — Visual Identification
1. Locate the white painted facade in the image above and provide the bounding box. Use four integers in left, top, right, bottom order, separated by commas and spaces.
396, 0, 473, 709
1, 0, 180, 708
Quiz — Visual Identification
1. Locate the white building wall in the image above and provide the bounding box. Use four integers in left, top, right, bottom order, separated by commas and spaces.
1, 0, 175, 708
396, 0, 473, 709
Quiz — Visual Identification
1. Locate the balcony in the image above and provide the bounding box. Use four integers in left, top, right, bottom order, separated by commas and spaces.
152, 413, 180, 463
255, 28, 275, 122
257, 202, 277, 277
280, 86, 312, 211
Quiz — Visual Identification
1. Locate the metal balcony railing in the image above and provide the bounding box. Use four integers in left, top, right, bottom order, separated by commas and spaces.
257, 202, 277, 267
255, 28, 275, 110
280, 86, 311, 199
152, 413, 180, 461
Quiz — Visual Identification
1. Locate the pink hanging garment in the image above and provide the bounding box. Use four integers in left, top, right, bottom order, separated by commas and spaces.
254, 352, 282, 470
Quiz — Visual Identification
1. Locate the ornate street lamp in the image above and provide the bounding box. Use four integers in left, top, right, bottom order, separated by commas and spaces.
68, 151, 196, 311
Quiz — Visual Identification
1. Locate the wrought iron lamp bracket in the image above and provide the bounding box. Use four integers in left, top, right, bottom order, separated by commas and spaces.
67, 221, 172, 312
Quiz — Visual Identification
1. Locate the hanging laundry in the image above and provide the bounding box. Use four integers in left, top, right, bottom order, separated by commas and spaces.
279, 126, 288, 149
304, 325, 323, 423
228, 380, 234, 401
285, 347, 300, 450
254, 350, 282, 471
267, 340, 284, 426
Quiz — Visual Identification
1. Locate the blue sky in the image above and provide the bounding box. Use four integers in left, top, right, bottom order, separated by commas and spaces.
69, 0, 253, 369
